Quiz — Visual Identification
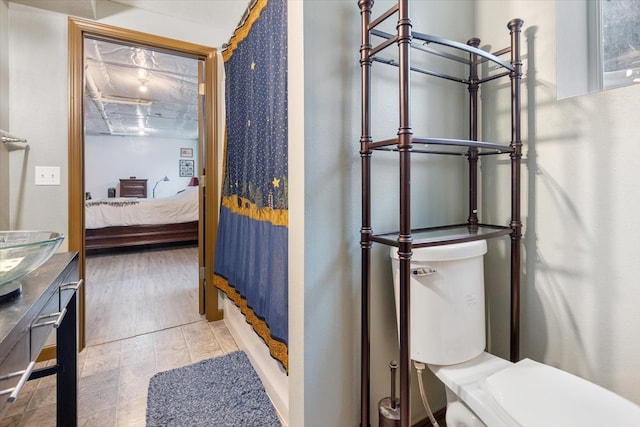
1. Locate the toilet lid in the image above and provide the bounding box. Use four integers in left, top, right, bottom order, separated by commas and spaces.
485, 358, 640, 426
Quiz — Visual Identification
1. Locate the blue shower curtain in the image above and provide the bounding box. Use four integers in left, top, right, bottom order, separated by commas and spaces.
214, 0, 289, 371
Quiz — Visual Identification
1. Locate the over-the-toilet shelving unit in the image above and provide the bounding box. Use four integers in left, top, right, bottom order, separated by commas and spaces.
357, 1, 523, 426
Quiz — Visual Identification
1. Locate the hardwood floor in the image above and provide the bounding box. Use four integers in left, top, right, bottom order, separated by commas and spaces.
85, 245, 202, 346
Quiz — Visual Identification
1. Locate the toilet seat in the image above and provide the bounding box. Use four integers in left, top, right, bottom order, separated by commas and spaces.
485, 358, 640, 426
430, 352, 517, 427
431, 352, 640, 427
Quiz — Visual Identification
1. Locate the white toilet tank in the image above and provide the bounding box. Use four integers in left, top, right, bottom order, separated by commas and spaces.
391, 240, 487, 365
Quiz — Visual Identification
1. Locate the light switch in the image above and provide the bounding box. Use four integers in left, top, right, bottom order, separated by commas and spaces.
35, 166, 61, 186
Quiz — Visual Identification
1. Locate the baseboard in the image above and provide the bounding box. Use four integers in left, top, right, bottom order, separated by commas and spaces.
223, 296, 289, 426
37, 345, 56, 362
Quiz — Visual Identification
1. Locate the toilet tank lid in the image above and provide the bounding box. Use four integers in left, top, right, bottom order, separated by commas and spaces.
390, 239, 487, 262
485, 358, 640, 426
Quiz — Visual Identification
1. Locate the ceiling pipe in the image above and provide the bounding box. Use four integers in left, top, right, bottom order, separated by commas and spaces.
85, 67, 153, 136
85, 67, 117, 135
85, 41, 153, 136
86, 69, 152, 107
83, 38, 198, 138
100, 96, 152, 106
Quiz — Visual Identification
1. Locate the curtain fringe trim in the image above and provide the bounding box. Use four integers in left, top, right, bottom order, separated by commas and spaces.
222, 0, 269, 62
213, 274, 289, 373
221, 194, 288, 227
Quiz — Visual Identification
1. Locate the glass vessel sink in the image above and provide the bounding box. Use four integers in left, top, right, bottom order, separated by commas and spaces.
0, 231, 65, 297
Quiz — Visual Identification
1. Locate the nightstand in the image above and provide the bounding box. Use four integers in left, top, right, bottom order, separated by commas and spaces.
119, 178, 147, 198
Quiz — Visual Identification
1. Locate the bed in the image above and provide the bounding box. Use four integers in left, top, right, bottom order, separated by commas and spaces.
85, 187, 199, 250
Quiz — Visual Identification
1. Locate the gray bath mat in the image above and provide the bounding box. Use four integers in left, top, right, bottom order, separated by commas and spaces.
146, 351, 281, 426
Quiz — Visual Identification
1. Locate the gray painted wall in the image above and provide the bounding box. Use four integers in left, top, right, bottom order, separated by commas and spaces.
7, 4, 68, 233
1, 0, 10, 229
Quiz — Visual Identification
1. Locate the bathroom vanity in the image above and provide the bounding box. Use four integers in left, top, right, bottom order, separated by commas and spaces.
0, 252, 80, 425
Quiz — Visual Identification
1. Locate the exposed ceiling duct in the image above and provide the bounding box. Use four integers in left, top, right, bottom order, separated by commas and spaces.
84, 38, 200, 139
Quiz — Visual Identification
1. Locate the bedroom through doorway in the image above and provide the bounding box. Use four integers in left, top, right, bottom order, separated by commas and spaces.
83, 38, 202, 347
82, 36, 204, 346
68, 18, 222, 351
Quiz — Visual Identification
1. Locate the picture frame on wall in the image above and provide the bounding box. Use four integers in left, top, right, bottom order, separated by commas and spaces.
180, 148, 193, 157
179, 159, 194, 177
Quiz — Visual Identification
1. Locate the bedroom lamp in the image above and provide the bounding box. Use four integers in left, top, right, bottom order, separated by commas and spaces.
153, 176, 169, 198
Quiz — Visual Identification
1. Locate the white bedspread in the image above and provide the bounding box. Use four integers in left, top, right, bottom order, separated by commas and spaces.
85, 187, 199, 229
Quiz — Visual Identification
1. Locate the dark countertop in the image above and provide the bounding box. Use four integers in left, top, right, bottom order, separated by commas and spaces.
0, 252, 78, 360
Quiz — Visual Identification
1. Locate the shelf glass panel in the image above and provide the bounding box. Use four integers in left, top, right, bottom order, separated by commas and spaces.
370, 137, 513, 156
411, 31, 514, 71
371, 224, 512, 247
370, 29, 513, 84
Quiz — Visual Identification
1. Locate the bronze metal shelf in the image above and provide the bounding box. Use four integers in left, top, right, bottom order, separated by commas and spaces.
370, 136, 514, 155
358, 2, 523, 426
370, 28, 513, 84
371, 224, 513, 247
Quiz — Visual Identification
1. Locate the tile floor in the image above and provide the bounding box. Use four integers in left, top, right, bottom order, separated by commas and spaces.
0, 318, 239, 427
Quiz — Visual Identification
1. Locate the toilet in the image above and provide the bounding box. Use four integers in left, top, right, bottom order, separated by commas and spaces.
391, 240, 640, 426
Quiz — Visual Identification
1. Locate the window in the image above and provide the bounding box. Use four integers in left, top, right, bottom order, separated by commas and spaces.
557, 0, 640, 99
602, 0, 640, 90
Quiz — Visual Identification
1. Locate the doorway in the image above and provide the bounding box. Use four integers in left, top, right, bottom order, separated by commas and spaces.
68, 18, 222, 351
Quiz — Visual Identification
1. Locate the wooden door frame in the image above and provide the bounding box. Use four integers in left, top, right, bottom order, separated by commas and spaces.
68, 17, 222, 351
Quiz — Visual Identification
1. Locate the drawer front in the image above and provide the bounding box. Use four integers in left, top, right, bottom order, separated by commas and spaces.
0, 334, 31, 418
121, 185, 144, 197
120, 179, 147, 198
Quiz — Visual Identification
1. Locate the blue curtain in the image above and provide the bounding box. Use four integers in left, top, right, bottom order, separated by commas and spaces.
214, 0, 288, 371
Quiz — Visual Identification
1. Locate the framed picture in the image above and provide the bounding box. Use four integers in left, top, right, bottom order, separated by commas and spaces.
179, 159, 194, 177
180, 148, 193, 158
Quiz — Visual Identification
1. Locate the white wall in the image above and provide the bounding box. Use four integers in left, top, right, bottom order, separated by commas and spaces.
301, 1, 474, 425
7, 3, 68, 234
476, 0, 640, 405
85, 135, 197, 199
287, 1, 305, 426
94, 0, 234, 48
0, 0, 9, 229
